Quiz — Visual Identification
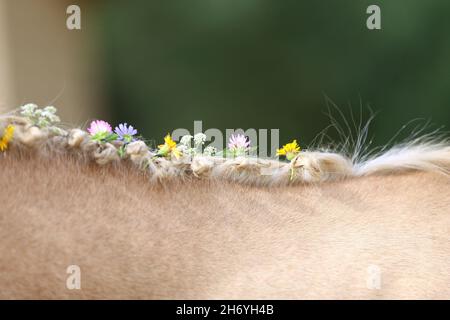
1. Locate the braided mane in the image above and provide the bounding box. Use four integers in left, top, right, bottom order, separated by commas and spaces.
1, 106, 449, 186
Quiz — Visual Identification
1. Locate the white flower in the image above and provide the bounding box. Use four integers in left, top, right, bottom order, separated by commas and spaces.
177, 144, 189, 154
203, 145, 217, 156
180, 135, 193, 147
42, 106, 59, 118
20, 104, 60, 128
194, 133, 207, 146
20, 103, 38, 117
41, 106, 60, 123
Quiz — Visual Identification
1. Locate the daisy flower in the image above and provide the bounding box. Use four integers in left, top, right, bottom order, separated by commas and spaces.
115, 123, 138, 143
277, 140, 301, 161
0, 125, 14, 152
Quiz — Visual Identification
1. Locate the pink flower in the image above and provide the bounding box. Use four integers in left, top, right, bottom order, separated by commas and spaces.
87, 120, 112, 136
228, 134, 250, 151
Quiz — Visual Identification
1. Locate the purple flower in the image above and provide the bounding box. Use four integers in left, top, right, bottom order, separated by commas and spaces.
114, 123, 138, 143
228, 134, 250, 151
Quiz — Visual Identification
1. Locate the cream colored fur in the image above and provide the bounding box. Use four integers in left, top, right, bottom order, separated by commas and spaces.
0, 153, 449, 299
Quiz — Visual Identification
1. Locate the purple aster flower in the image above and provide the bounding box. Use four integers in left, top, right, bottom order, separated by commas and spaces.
114, 123, 138, 143
228, 134, 250, 151
87, 120, 112, 136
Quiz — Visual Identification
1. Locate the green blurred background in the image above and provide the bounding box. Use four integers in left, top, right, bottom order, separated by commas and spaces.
94, 0, 449, 150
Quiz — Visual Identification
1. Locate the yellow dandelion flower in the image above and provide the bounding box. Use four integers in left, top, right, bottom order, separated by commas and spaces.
0, 124, 15, 152
277, 139, 301, 161
163, 134, 177, 149
158, 134, 181, 159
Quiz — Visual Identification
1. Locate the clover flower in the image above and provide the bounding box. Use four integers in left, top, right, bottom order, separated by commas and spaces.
157, 134, 181, 159
87, 120, 112, 135
228, 134, 250, 151
115, 123, 138, 143
277, 140, 301, 161
87, 120, 117, 143
0, 125, 14, 152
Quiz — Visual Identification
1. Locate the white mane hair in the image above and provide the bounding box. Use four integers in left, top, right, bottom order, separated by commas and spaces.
1, 108, 449, 186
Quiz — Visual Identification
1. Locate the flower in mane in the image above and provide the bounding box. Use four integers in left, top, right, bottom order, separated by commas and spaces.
115, 123, 138, 143
20, 104, 60, 128
87, 120, 117, 143
178, 133, 208, 156
228, 134, 251, 156
157, 134, 181, 159
228, 134, 250, 150
88, 120, 112, 135
194, 133, 207, 146
203, 145, 217, 156
178, 135, 193, 156
0, 124, 15, 152
179, 135, 193, 147
277, 140, 301, 161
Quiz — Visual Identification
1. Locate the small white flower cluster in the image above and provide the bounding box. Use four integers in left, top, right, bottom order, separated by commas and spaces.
179, 135, 192, 147
20, 104, 60, 128
203, 145, 217, 156
194, 133, 206, 146
178, 133, 216, 156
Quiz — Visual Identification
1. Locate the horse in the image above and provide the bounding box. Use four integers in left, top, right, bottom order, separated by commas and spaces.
0, 109, 449, 299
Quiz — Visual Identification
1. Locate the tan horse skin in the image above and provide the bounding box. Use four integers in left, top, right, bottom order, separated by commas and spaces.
0, 152, 449, 299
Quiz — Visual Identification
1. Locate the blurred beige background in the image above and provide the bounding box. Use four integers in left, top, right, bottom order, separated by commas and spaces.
0, 0, 101, 125
1, 0, 449, 147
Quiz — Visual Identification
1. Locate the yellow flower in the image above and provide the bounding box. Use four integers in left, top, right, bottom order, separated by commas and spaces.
0, 124, 15, 152
277, 139, 301, 161
158, 134, 181, 159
